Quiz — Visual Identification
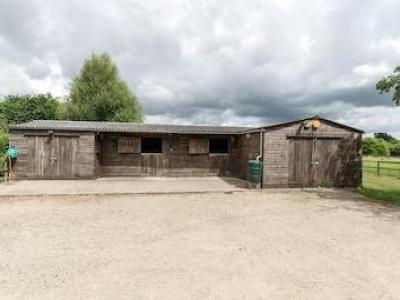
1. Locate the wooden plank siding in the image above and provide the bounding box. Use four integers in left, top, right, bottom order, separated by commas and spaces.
235, 132, 261, 180
98, 133, 240, 177
262, 120, 362, 188
8, 118, 362, 185
9, 131, 96, 179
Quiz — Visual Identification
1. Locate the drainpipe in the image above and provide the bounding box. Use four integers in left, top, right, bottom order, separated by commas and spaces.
257, 129, 264, 188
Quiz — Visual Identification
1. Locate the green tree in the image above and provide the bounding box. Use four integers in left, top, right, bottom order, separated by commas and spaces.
0, 132, 8, 156
1, 94, 60, 125
376, 66, 400, 105
374, 132, 397, 142
64, 53, 143, 122
362, 137, 390, 157
0, 104, 8, 157
389, 141, 400, 156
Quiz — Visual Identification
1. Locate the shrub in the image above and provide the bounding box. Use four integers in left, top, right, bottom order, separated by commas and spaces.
389, 141, 400, 156
362, 137, 390, 156
1, 94, 60, 125
0, 132, 8, 159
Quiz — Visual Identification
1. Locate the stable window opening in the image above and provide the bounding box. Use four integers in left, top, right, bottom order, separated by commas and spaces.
141, 137, 162, 153
209, 138, 229, 154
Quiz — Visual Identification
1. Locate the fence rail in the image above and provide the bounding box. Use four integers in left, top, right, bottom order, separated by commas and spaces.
363, 160, 400, 178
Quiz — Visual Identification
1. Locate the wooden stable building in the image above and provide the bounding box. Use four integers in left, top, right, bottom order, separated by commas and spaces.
8, 116, 363, 187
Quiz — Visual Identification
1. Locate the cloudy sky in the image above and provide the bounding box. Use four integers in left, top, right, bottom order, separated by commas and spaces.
0, 0, 399, 135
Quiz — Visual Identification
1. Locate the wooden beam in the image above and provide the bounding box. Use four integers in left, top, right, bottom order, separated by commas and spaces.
287, 134, 342, 139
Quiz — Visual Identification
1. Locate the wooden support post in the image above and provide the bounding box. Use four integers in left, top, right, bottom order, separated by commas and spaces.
6, 156, 11, 181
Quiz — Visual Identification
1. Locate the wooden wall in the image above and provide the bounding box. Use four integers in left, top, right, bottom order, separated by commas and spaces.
262, 120, 362, 188
236, 132, 261, 179
9, 131, 96, 179
98, 133, 239, 177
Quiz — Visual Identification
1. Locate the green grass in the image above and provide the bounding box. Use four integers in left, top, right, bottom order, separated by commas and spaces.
363, 157, 400, 178
357, 157, 400, 205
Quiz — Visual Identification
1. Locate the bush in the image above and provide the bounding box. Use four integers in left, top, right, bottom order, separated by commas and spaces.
389, 141, 400, 156
0, 131, 8, 158
1, 94, 60, 125
362, 137, 390, 156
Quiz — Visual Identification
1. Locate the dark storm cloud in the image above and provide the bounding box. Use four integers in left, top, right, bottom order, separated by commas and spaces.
0, 0, 399, 134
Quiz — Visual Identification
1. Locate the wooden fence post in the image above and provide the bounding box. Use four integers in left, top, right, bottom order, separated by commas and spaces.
377, 161, 380, 177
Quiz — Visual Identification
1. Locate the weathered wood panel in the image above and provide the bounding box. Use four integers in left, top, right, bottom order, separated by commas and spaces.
288, 138, 313, 187
99, 133, 238, 177
9, 131, 95, 179
117, 138, 140, 153
236, 133, 260, 179
263, 119, 362, 188
188, 138, 208, 154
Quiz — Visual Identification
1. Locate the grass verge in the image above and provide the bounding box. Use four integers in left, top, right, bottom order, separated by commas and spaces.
357, 172, 400, 205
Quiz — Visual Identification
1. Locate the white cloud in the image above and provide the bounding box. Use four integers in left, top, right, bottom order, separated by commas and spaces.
0, 0, 399, 135
24, 58, 51, 79
338, 106, 400, 137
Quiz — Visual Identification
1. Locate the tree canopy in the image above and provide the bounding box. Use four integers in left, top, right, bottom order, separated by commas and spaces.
0, 94, 60, 125
374, 132, 397, 142
376, 66, 400, 105
362, 137, 390, 157
63, 53, 143, 122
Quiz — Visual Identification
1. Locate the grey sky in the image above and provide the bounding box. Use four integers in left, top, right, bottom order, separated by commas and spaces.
0, 0, 399, 135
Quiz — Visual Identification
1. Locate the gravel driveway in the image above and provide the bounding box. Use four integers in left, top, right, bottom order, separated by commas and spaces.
1, 189, 400, 299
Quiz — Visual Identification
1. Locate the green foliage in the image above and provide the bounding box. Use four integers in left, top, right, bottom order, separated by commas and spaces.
389, 141, 400, 156
64, 53, 143, 122
0, 104, 6, 131
0, 132, 8, 156
362, 137, 390, 157
374, 132, 397, 142
1, 94, 60, 124
376, 66, 400, 105
358, 172, 400, 205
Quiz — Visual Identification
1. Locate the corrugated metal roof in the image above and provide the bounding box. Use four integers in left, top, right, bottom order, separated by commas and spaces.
9, 120, 253, 135
8, 116, 364, 135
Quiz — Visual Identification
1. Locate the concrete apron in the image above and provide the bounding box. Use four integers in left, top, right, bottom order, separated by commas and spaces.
0, 177, 250, 197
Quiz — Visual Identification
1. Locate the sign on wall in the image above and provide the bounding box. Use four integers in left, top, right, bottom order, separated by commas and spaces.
117, 138, 140, 153
189, 138, 208, 154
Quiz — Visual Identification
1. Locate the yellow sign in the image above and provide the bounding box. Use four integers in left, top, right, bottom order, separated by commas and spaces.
312, 119, 321, 129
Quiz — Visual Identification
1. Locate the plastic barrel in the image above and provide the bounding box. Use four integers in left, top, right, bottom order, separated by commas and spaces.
247, 160, 262, 184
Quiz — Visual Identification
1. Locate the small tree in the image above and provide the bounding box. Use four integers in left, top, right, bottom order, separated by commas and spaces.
362, 137, 390, 157
376, 66, 400, 105
65, 53, 143, 122
389, 141, 400, 156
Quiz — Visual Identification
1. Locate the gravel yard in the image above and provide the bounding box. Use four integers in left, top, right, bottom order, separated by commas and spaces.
1, 189, 400, 299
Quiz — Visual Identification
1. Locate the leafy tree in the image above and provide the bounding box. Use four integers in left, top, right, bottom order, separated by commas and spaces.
374, 132, 397, 142
0, 103, 6, 131
64, 53, 143, 122
1, 94, 60, 125
389, 141, 400, 156
0, 132, 8, 156
376, 66, 400, 105
0, 104, 7, 157
362, 137, 390, 157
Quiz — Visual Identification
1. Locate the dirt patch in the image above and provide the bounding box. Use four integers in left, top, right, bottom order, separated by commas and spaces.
0, 190, 400, 299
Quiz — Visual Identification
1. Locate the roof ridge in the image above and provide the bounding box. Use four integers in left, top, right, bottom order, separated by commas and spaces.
17, 119, 251, 128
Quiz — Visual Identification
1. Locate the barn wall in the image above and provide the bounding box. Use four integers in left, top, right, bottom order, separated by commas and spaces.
9, 130, 96, 179
8, 132, 28, 179
76, 133, 96, 178
236, 132, 260, 180
262, 120, 362, 188
98, 133, 239, 177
